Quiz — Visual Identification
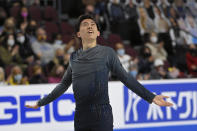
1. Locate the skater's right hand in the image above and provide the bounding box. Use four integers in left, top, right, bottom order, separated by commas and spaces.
25, 104, 39, 109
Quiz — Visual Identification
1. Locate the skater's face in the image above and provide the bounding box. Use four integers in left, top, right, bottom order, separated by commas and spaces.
77, 19, 100, 41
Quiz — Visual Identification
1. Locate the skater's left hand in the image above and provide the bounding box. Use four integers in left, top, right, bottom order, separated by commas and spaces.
153, 95, 173, 106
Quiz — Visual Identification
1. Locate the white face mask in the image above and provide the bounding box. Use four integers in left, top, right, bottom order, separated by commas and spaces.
14, 74, 22, 83
54, 40, 62, 45
150, 36, 158, 43
117, 49, 125, 56
7, 39, 15, 47
17, 36, 25, 44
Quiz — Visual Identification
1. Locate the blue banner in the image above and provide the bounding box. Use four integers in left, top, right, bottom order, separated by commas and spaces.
123, 82, 197, 130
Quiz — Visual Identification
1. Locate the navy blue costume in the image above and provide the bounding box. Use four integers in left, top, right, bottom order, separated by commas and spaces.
37, 45, 156, 131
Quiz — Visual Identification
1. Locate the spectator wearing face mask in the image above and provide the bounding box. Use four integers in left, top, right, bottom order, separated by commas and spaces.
26, 20, 38, 43
129, 60, 139, 79
48, 48, 70, 73
16, 30, 36, 65
31, 27, 55, 65
115, 42, 131, 72
17, 6, 30, 33
0, 34, 24, 68
138, 46, 154, 74
53, 48, 66, 66
7, 65, 29, 85
146, 32, 167, 61
48, 65, 65, 83
52, 33, 65, 50
29, 64, 47, 84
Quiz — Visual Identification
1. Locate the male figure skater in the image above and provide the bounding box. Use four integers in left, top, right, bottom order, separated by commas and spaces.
26, 14, 173, 131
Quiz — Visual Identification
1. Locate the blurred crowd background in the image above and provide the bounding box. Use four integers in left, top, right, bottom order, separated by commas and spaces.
0, 0, 197, 86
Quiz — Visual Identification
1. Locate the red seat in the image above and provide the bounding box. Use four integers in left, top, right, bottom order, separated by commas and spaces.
125, 46, 138, 58
9, 6, 20, 19
62, 34, 72, 44
60, 22, 74, 35
107, 34, 122, 45
44, 21, 59, 42
5, 65, 14, 78
29, 5, 42, 21
44, 21, 59, 37
43, 6, 58, 22
97, 36, 107, 46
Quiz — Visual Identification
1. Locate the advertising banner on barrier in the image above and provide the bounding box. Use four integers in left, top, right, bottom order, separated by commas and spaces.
0, 79, 197, 131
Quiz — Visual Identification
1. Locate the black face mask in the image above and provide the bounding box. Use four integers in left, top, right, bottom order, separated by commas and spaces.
151, 0, 158, 4
144, 52, 151, 58
136, 0, 141, 4
183, 0, 187, 3
168, 0, 174, 4
29, 25, 36, 30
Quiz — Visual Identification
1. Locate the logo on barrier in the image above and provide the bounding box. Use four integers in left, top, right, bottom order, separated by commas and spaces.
123, 83, 197, 124
0, 94, 75, 125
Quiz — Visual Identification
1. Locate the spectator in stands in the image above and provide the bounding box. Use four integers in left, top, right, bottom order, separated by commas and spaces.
0, 7, 7, 35
125, 0, 142, 46
143, 0, 155, 20
168, 66, 181, 79
125, 0, 138, 21
186, 44, 197, 77
109, 0, 125, 29
115, 42, 131, 72
29, 64, 47, 84
16, 30, 35, 65
150, 59, 169, 79
154, 6, 169, 33
95, 0, 110, 32
187, 0, 197, 18
146, 32, 168, 61
168, 6, 180, 20
169, 17, 186, 46
138, 46, 154, 74
134, 0, 143, 6
48, 65, 65, 83
31, 27, 55, 65
7, 65, 29, 85
185, 15, 197, 44
137, 7, 156, 35
129, 59, 139, 79
157, 0, 171, 18
17, 6, 30, 32
0, 33, 24, 68
52, 48, 65, 66
174, 0, 189, 19
110, 0, 125, 20
26, 20, 38, 43
1, 17, 16, 36
52, 33, 65, 50
0, 67, 6, 85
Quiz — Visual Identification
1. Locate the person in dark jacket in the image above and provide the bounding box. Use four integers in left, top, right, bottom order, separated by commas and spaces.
26, 14, 173, 131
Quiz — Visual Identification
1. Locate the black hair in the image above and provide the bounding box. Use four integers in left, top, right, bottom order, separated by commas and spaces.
75, 14, 100, 33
